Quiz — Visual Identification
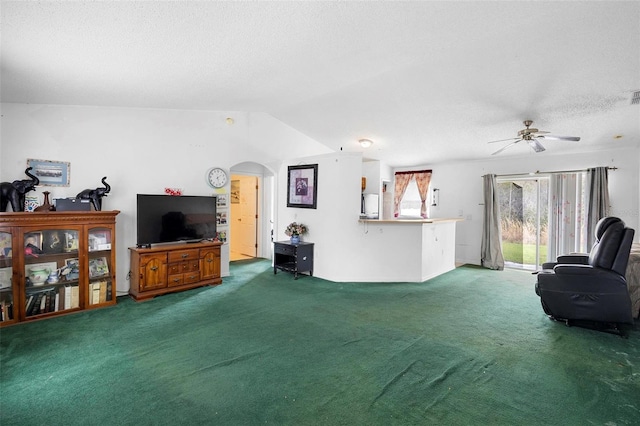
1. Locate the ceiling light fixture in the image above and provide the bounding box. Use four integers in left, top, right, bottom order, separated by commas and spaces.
359, 138, 373, 148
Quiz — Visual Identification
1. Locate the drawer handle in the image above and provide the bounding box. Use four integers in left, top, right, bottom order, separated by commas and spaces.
150, 266, 158, 271
206, 258, 213, 263
181, 254, 188, 258
173, 278, 180, 283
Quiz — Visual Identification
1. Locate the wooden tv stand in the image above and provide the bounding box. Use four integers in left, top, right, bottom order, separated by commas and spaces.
128, 241, 222, 301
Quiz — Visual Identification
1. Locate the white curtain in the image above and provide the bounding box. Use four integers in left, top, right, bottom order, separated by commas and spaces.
547, 173, 587, 259
481, 174, 504, 270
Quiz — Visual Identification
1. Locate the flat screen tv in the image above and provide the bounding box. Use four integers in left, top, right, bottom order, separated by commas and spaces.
136, 194, 217, 246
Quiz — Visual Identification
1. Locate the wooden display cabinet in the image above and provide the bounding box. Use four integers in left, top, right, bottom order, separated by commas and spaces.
0, 211, 119, 326
129, 241, 222, 301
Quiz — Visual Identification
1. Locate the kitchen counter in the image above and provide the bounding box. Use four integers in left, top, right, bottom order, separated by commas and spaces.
359, 218, 463, 224
341, 218, 463, 282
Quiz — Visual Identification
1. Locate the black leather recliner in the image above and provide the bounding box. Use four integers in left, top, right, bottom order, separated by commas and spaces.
535, 217, 635, 327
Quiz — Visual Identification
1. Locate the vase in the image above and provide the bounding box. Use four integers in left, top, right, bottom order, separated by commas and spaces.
290, 235, 300, 244
34, 191, 56, 212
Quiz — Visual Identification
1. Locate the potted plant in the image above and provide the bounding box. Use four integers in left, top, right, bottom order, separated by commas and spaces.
285, 222, 308, 244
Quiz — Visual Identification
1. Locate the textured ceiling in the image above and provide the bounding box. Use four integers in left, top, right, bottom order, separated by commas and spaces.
1, 1, 639, 166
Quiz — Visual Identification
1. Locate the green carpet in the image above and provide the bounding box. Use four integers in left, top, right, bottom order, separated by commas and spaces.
1, 261, 638, 425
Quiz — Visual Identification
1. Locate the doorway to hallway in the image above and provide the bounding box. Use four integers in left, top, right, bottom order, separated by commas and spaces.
230, 174, 258, 261
227, 162, 275, 264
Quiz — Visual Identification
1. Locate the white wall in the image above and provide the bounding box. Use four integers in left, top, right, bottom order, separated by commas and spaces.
276, 151, 364, 281
0, 103, 332, 294
426, 147, 640, 265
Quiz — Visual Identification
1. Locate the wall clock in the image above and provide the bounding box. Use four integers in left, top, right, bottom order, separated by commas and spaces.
206, 167, 228, 188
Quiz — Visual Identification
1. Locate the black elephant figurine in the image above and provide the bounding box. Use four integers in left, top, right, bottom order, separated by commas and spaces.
76, 177, 111, 211
0, 167, 40, 212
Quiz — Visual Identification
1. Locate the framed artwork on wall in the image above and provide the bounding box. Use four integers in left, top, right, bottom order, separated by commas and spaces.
230, 180, 240, 204
26, 158, 70, 186
287, 164, 318, 209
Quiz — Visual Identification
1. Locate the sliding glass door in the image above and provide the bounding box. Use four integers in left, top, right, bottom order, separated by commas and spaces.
497, 177, 549, 270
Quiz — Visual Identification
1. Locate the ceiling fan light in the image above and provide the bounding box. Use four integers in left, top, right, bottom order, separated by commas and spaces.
359, 139, 373, 148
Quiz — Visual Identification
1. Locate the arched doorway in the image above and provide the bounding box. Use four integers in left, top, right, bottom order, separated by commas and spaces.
229, 162, 276, 262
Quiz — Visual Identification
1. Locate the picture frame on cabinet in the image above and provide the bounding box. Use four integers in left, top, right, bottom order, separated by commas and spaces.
42, 230, 65, 254
65, 258, 79, 269
0, 233, 11, 258
24, 232, 43, 256
64, 231, 79, 252
0, 267, 12, 289
89, 257, 109, 278
287, 164, 318, 209
26, 158, 70, 186
88, 231, 111, 252
64, 258, 80, 281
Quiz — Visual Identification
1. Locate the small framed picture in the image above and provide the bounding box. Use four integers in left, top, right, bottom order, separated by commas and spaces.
63, 258, 80, 281
287, 164, 318, 209
65, 258, 80, 269
216, 194, 228, 208
24, 232, 44, 256
42, 230, 65, 254
89, 257, 109, 278
0, 267, 12, 289
216, 211, 227, 225
0, 233, 11, 258
231, 180, 240, 204
27, 158, 70, 186
64, 231, 79, 252
89, 231, 111, 252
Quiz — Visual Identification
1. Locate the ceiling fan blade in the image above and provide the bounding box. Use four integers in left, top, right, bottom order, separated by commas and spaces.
530, 130, 550, 136
491, 139, 522, 155
538, 135, 580, 141
488, 137, 521, 144
528, 138, 546, 153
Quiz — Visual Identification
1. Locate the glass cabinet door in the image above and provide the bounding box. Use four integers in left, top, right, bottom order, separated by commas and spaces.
87, 227, 113, 306
0, 231, 15, 324
24, 228, 81, 318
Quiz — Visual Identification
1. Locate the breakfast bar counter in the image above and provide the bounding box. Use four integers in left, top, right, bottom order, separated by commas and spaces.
346, 217, 463, 283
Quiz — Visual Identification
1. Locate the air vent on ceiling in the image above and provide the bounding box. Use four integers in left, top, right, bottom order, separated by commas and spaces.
632, 90, 640, 105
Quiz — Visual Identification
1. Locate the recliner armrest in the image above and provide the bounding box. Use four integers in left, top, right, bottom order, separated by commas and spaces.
541, 253, 588, 270
556, 254, 589, 264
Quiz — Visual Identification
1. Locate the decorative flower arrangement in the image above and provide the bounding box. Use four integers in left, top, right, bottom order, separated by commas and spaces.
285, 222, 308, 237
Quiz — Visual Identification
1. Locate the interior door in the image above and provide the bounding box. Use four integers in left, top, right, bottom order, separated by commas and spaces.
236, 175, 258, 257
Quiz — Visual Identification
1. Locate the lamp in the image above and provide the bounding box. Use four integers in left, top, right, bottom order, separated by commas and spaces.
359, 139, 373, 148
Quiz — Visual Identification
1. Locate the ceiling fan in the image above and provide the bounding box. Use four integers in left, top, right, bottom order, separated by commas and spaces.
489, 120, 580, 155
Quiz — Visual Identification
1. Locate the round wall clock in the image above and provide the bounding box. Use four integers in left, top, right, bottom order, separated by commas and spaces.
206, 167, 228, 188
